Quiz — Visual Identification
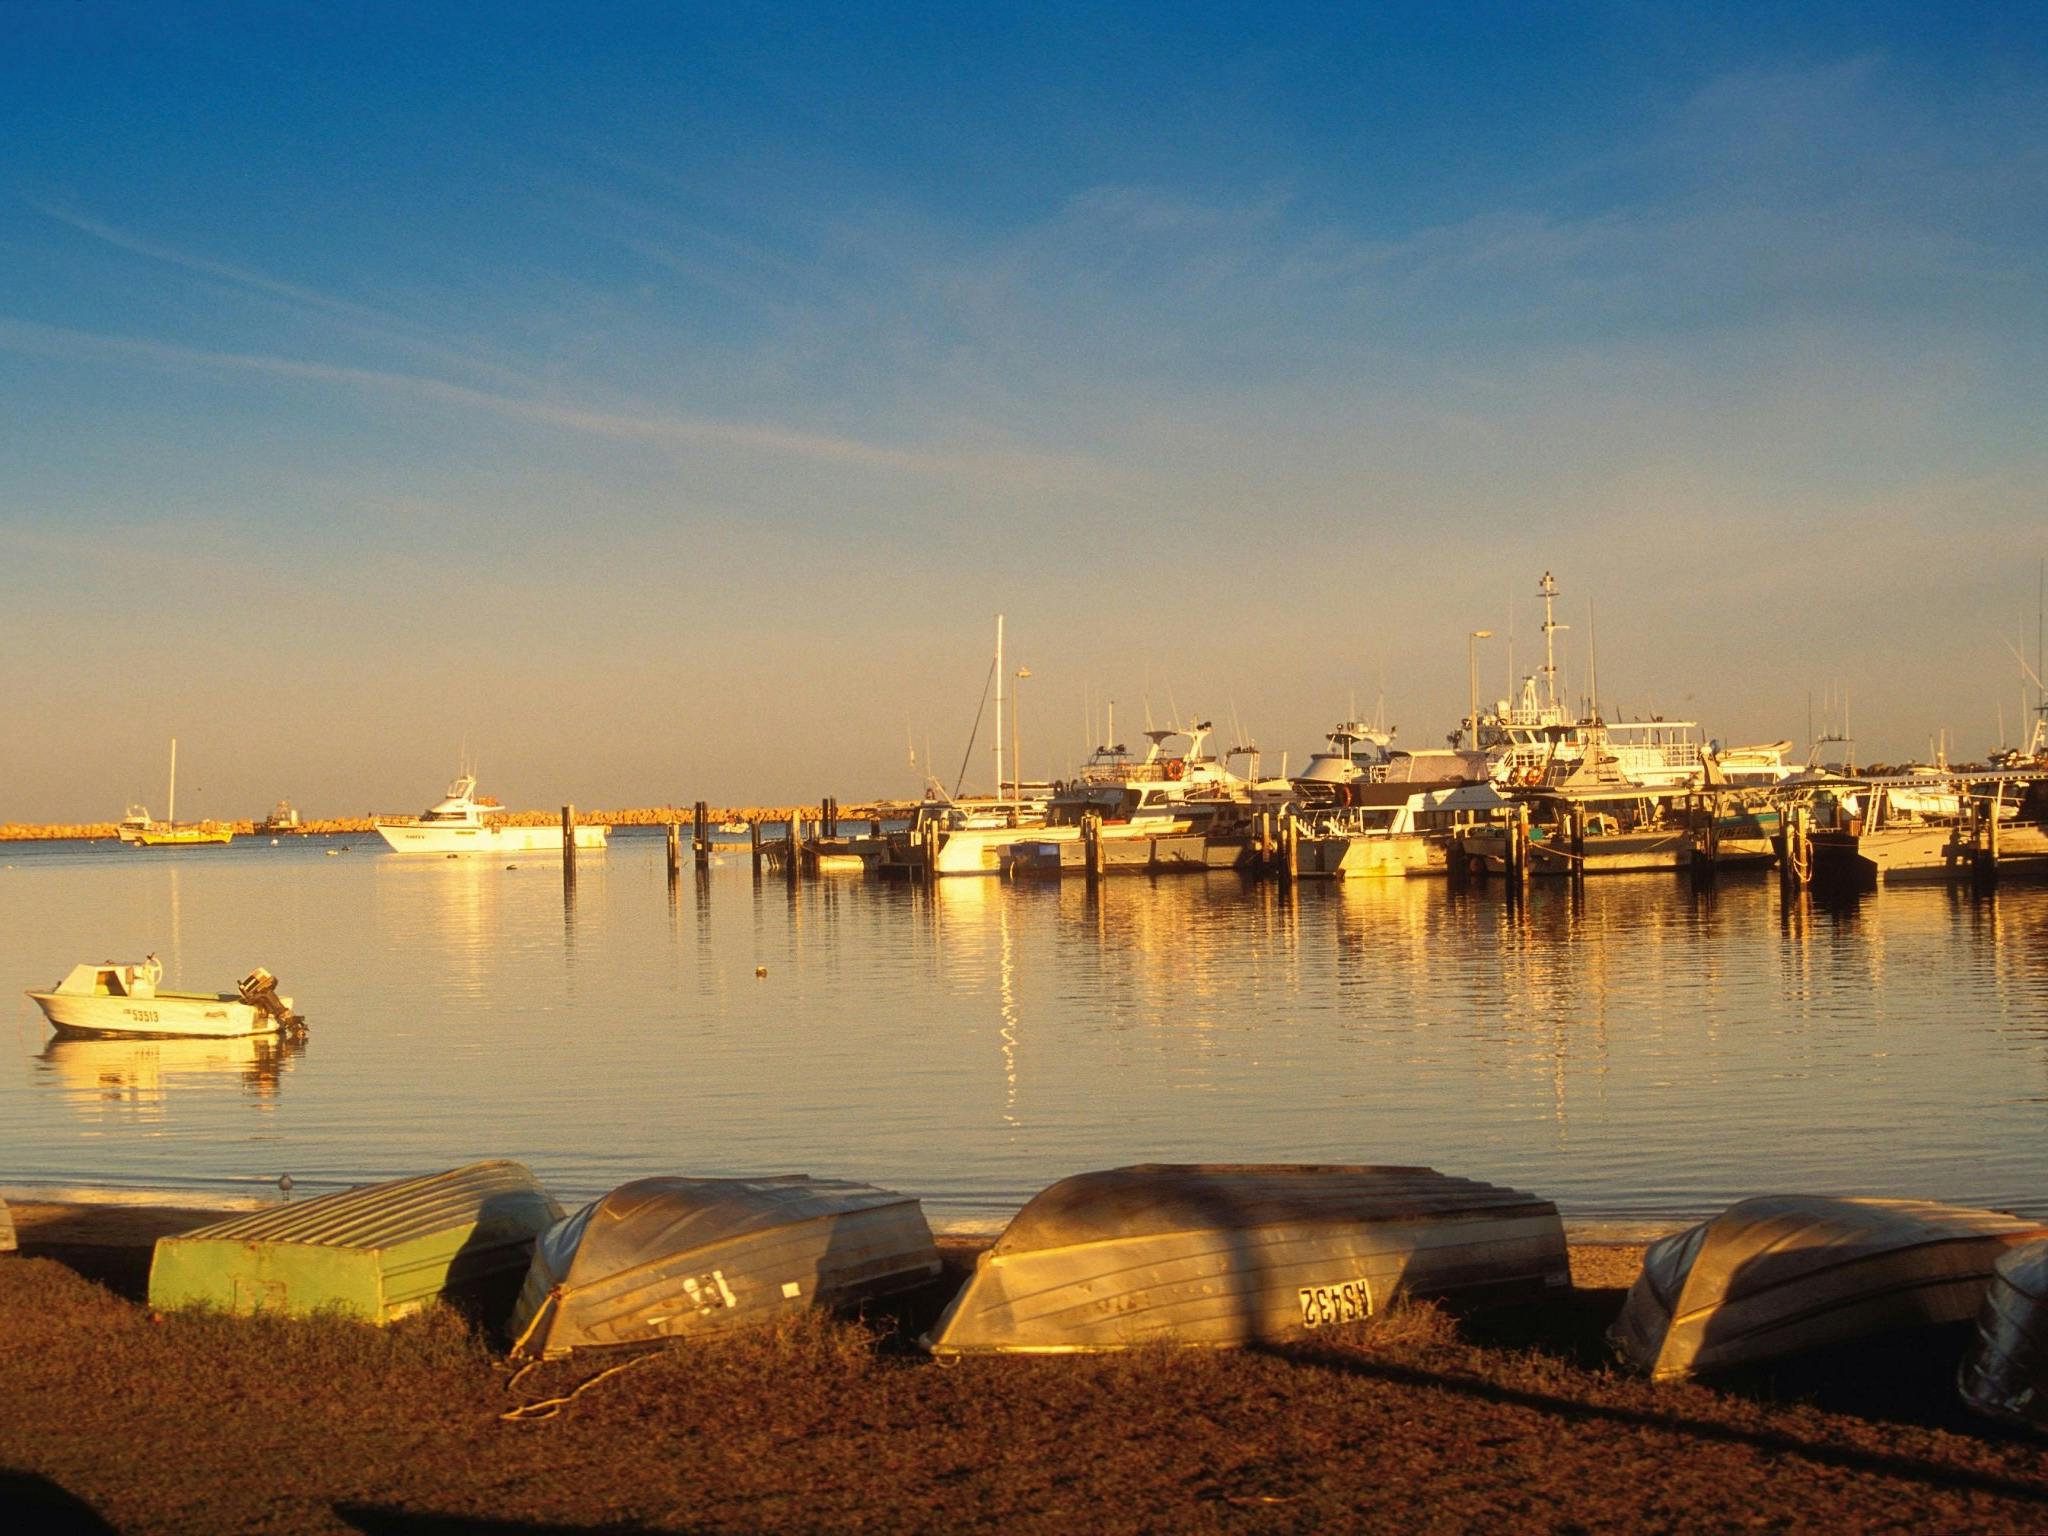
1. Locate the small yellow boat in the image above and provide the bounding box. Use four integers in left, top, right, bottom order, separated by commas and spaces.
121, 738, 234, 847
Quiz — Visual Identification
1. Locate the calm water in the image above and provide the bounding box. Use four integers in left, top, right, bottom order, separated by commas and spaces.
3, 831, 2045, 1229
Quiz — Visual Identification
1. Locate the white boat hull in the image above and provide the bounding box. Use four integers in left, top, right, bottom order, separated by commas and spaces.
28, 988, 291, 1039
1295, 833, 1439, 879
374, 822, 610, 855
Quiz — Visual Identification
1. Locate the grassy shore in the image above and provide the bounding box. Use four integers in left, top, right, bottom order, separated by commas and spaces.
4, 1202, 2046, 1533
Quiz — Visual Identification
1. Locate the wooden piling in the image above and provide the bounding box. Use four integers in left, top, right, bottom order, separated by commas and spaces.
786, 814, 801, 882
666, 820, 681, 880
750, 818, 763, 876
693, 801, 709, 869
561, 805, 577, 882
1779, 803, 1810, 891
1082, 811, 1102, 885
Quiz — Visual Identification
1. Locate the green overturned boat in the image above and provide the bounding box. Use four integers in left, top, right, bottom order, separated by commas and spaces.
149, 1160, 562, 1324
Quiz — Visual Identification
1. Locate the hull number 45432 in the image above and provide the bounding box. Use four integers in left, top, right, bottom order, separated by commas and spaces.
1298, 1278, 1373, 1329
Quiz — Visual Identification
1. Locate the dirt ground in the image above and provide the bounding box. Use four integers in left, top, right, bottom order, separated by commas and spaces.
4, 1202, 2046, 1534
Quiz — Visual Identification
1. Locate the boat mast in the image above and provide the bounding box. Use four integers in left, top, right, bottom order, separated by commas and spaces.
1586, 601, 1598, 723
1538, 571, 1569, 714
993, 614, 1004, 804
167, 737, 177, 827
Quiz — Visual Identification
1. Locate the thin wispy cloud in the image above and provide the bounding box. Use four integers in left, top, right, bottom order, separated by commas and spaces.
0, 315, 983, 474
24, 198, 537, 391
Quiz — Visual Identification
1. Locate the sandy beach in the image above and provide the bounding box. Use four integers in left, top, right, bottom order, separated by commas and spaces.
5, 1200, 2046, 1533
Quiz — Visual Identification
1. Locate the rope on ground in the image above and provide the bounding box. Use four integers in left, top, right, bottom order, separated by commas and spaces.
501, 1350, 659, 1423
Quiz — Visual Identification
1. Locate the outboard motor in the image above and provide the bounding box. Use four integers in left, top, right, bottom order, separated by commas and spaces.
238, 968, 306, 1035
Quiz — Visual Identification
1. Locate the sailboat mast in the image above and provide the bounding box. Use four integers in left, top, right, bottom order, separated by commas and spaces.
1539, 571, 1562, 711
993, 614, 1005, 802
167, 738, 177, 827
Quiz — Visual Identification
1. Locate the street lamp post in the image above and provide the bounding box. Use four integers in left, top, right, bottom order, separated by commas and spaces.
1467, 630, 1494, 749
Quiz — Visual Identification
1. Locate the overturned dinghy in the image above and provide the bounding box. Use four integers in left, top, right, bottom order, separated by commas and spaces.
508, 1175, 942, 1359
924, 1164, 1568, 1355
1959, 1239, 2048, 1432
149, 1160, 561, 1324
1611, 1195, 2048, 1380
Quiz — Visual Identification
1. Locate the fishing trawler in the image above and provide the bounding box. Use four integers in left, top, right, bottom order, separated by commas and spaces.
374, 772, 610, 855
257, 799, 302, 834
1468, 573, 1705, 791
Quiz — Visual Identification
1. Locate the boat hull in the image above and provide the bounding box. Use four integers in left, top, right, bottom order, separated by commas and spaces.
1808, 827, 1965, 886
1959, 1239, 2048, 1431
1294, 832, 1440, 879
132, 827, 234, 847
509, 1175, 942, 1359
926, 1164, 1568, 1355
1461, 826, 1689, 875
27, 987, 290, 1039
149, 1160, 562, 1324
1610, 1195, 2048, 1380
374, 822, 610, 854
1003, 831, 1254, 876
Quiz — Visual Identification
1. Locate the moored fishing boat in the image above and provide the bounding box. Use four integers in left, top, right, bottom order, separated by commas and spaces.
886, 721, 1248, 877
1290, 780, 1508, 879
375, 771, 610, 855
508, 1175, 942, 1359
924, 1164, 1568, 1355
1609, 1195, 2048, 1380
257, 799, 302, 834
26, 957, 303, 1039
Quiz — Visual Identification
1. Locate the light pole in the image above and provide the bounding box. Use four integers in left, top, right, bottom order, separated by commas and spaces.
1467, 630, 1494, 749
1012, 667, 1031, 810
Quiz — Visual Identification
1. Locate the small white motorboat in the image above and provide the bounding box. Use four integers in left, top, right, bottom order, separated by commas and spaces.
26, 956, 305, 1039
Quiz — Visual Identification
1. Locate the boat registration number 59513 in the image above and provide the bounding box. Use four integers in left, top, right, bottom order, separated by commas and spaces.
1298, 1278, 1373, 1329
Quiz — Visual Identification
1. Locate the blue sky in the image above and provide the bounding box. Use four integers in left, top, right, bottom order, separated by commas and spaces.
3, 3, 2045, 817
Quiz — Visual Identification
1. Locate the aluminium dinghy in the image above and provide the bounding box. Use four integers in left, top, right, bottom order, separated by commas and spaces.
923, 1163, 1568, 1355
1610, 1195, 2048, 1381
508, 1175, 942, 1359
149, 1160, 562, 1324
1958, 1238, 2048, 1432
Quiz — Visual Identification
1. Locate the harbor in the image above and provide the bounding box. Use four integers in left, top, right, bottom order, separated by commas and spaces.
8, 6, 2048, 1526
7, 830, 2048, 1228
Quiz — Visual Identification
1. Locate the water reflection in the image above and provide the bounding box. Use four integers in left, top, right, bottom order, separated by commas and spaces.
37, 1032, 306, 1117
6, 842, 2048, 1222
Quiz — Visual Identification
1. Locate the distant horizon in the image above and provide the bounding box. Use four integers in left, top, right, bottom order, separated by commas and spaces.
4, 5, 2045, 821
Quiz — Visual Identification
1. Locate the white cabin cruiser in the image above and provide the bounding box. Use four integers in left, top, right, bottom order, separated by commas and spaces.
27, 956, 304, 1039
375, 772, 610, 855
1296, 718, 1397, 786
